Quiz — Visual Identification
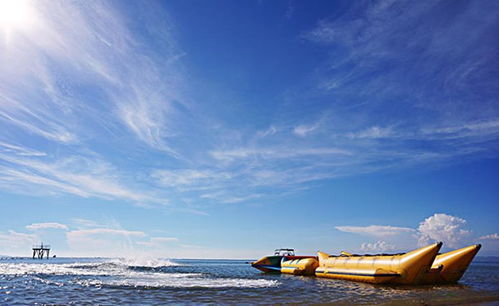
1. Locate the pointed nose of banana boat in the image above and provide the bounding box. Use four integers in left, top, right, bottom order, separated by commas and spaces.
399, 242, 442, 285
434, 244, 481, 269
422, 243, 481, 284
317, 251, 330, 264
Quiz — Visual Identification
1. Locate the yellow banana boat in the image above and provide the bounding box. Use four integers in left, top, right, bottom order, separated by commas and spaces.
281, 257, 319, 276
422, 244, 481, 284
315, 242, 442, 284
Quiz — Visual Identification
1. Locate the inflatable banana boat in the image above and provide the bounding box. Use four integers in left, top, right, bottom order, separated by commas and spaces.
251, 249, 319, 276
315, 242, 442, 284
422, 244, 481, 284
281, 257, 319, 276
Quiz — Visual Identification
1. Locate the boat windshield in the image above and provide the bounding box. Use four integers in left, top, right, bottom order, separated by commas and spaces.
274, 248, 295, 256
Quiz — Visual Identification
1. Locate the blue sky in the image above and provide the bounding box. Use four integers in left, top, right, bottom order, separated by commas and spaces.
0, 0, 498, 258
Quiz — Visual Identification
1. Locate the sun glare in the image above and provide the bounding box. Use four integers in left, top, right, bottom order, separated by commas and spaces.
0, 0, 36, 37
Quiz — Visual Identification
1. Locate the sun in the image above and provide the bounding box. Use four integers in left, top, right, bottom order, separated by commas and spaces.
0, 0, 34, 26
0, 0, 36, 40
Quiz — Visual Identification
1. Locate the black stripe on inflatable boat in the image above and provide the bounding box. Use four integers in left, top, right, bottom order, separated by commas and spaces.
316, 270, 400, 277
253, 265, 281, 271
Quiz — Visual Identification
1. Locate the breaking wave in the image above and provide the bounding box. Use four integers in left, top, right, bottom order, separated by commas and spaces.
0, 258, 279, 289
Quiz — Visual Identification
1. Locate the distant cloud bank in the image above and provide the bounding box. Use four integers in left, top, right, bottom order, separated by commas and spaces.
336, 213, 480, 252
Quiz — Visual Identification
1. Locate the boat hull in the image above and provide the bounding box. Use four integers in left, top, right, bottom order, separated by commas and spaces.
251, 255, 283, 273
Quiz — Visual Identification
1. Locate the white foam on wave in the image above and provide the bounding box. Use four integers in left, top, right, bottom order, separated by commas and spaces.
0, 258, 178, 276
110, 257, 179, 268
78, 274, 279, 288
0, 262, 85, 276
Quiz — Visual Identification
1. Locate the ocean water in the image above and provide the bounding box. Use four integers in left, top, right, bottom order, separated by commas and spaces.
1, 257, 498, 305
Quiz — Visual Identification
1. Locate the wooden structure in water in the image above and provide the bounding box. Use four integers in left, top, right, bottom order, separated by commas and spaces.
32, 243, 50, 259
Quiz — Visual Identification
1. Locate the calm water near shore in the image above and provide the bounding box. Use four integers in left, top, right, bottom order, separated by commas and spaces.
1, 257, 498, 304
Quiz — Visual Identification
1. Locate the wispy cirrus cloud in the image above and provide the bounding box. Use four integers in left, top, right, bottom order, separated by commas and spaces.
152, 169, 232, 189
174, 0, 499, 207
0, 141, 46, 157
290, 0, 499, 173
345, 126, 394, 139
148, 143, 352, 204
0, 1, 191, 206
70, 218, 105, 229
293, 122, 321, 137
67, 228, 146, 238
26, 222, 68, 231
194, 12, 499, 204
136, 237, 179, 247
335, 225, 415, 238
0, 152, 167, 205
210, 147, 350, 162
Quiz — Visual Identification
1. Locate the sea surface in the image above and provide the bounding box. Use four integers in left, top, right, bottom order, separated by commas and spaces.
1, 256, 499, 305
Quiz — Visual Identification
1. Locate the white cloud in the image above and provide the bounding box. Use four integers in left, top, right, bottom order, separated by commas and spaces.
0, 141, 46, 157
335, 225, 415, 238
71, 218, 104, 229
67, 228, 146, 238
0, 230, 38, 254
118, 91, 181, 156
294, 0, 499, 191
338, 213, 474, 251
256, 126, 277, 138
303, 19, 358, 45
346, 126, 394, 139
136, 237, 179, 247
26, 222, 68, 231
200, 115, 499, 204
66, 227, 147, 257
360, 240, 396, 252
64, 226, 182, 257
70, 218, 126, 230
210, 147, 350, 162
479, 233, 499, 240
150, 237, 178, 243
0, 95, 77, 144
294, 123, 319, 137
152, 169, 231, 188
0, 154, 167, 205
421, 119, 499, 140
0, 1, 185, 205
417, 213, 470, 248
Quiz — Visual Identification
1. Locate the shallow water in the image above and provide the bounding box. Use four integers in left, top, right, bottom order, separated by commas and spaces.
1, 257, 498, 304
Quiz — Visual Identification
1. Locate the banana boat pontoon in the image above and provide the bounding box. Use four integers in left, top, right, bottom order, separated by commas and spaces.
315, 242, 442, 284
421, 244, 481, 284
